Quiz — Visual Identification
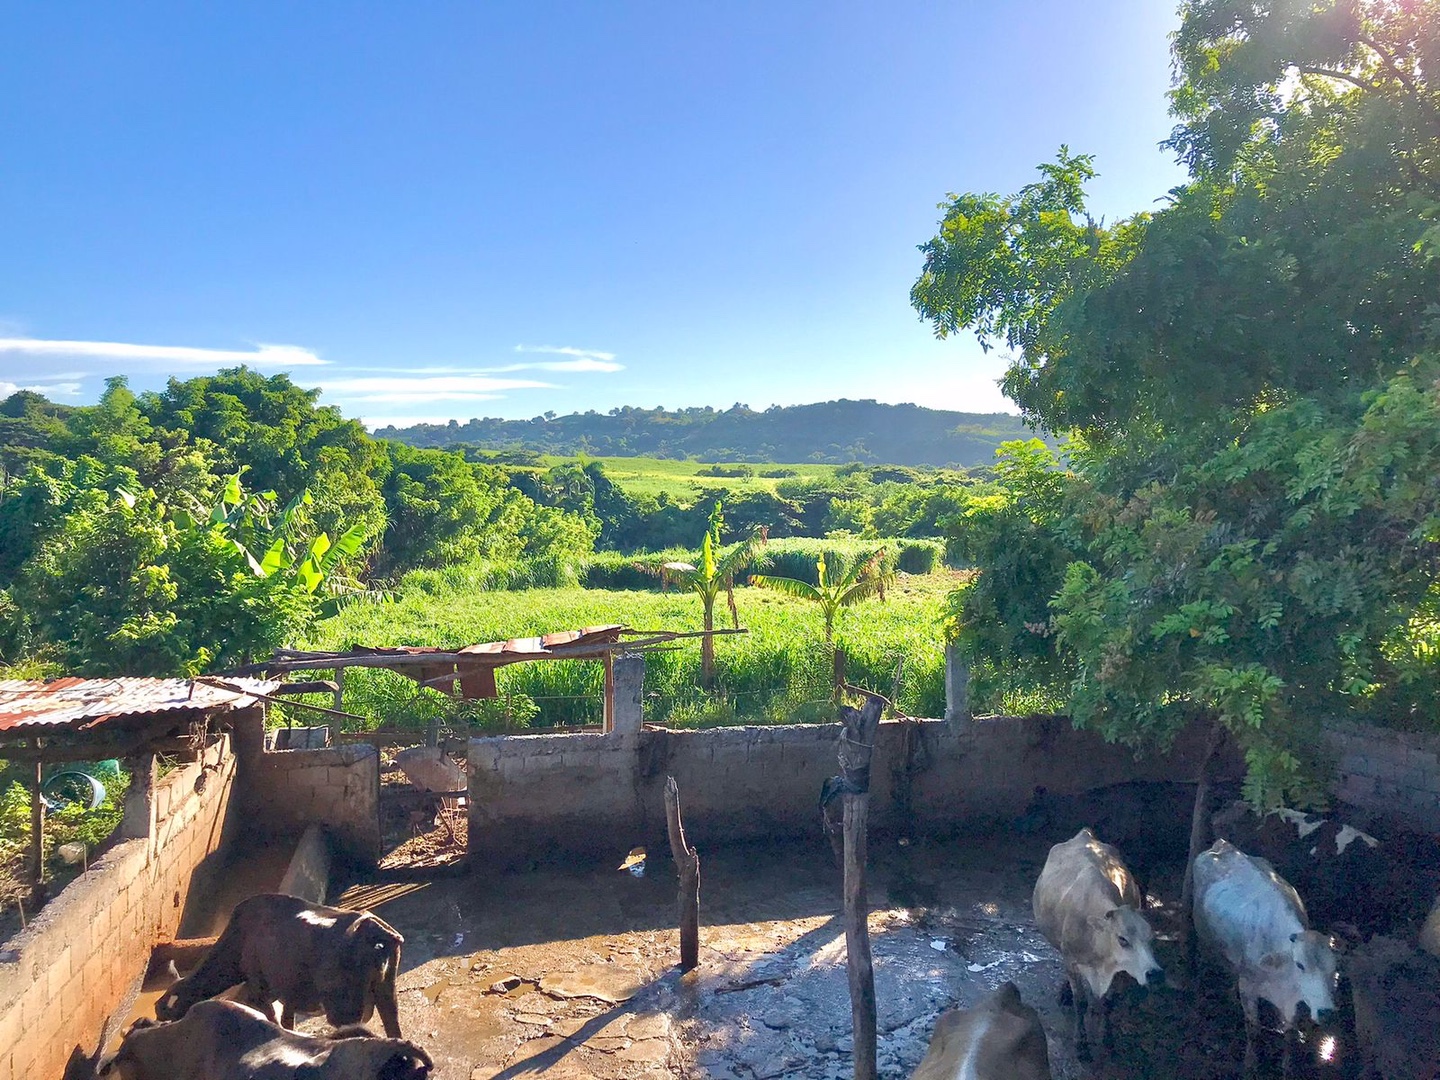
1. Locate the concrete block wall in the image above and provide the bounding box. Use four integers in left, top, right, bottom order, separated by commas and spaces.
1327, 719, 1440, 832
244, 743, 381, 864
0, 735, 235, 1080
469, 716, 1227, 866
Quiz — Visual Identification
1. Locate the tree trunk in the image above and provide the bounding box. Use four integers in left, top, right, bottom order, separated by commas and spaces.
701, 603, 715, 687
1181, 720, 1227, 972
837, 693, 883, 1080
664, 776, 700, 972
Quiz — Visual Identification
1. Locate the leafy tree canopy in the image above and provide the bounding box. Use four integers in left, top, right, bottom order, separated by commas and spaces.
915, 0, 1440, 803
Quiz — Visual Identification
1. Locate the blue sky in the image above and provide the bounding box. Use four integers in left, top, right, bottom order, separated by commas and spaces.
0, 2, 1187, 428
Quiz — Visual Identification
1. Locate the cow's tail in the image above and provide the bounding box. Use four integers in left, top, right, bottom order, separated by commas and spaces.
155, 917, 247, 1020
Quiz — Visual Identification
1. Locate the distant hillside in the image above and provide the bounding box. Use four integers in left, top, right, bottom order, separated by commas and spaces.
376, 400, 1038, 467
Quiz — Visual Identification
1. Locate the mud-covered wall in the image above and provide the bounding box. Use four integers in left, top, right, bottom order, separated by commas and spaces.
243, 743, 381, 865
0, 734, 236, 1080
468, 716, 1228, 866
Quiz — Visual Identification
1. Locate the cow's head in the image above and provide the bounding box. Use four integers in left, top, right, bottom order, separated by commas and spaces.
378, 1042, 434, 1080
1256, 929, 1338, 1025
1089, 905, 1164, 990
322, 913, 404, 1025
328, 1038, 433, 1080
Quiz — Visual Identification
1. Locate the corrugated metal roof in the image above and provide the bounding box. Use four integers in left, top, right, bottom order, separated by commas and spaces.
351, 625, 627, 663
0, 676, 278, 733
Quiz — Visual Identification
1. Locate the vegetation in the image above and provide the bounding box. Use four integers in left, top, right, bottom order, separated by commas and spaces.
377, 399, 1039, 466
0, 369, 598, 676
915, 0, 1440, 803
656, 504, 766, 685
310, 572, 955, 731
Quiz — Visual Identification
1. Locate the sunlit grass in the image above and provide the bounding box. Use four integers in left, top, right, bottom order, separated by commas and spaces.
309, 573, 957, 730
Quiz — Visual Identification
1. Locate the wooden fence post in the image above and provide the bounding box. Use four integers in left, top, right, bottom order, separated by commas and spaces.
665, 775, 700, 972
836, 693, 883, 1080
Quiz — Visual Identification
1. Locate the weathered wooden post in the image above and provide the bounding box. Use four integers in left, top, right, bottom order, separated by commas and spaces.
28, 752, 44, 901
836, 692, 884, 1080
664, 775, 700, 972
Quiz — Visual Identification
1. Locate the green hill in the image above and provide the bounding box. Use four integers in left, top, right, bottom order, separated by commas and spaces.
376, 399, 1036, 467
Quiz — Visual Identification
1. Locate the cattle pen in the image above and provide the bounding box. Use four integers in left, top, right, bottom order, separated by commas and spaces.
1, 650, 1438, 1079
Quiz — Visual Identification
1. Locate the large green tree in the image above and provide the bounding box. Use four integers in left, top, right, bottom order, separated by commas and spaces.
915, 0, 1440, 803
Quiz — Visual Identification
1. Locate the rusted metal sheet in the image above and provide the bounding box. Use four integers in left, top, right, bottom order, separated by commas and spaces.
0, 676, 277, 733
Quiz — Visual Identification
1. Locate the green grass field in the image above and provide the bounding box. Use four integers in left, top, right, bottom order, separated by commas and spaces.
308, 570, 957, 731
537, 455, 842, 501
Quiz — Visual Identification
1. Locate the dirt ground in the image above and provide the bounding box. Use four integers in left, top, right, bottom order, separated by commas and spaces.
336, 830, 1356, 1080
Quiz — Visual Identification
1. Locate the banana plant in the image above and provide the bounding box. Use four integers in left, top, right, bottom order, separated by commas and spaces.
751, 548, 890, 695
659, 503, 765, 686
177, 472, 378, 615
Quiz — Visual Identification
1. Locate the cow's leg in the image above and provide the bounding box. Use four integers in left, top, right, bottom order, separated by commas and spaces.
1071, 976, 1092, 1062
1240, 989, 1261, 1077
1279, 1024, 1295, 1079
1098, 991, 1116, 1056
374, 992, 402, 1039
280, 1002, 296, 1030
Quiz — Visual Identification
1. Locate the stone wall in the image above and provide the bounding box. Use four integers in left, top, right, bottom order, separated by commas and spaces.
243, 743, 382, 865
0, 735, 235, 1080
1328, 719, 1440, 832
468, 716, 1230, 866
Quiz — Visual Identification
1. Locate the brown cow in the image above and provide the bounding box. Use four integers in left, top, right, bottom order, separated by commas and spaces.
99, 999, 430, 1079
912, 982, 1051, 1080
1032, 828, 1163, 1060
157, 893, 403, 1037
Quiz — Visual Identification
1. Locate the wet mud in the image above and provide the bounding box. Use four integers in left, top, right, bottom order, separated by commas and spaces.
333, 830, 1360, 1080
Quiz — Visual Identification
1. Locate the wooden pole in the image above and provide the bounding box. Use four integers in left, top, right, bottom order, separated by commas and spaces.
332, 665, 345, 715
837, 693, 883, 1080
664, 775, 700, 972
28, 754, 44, 902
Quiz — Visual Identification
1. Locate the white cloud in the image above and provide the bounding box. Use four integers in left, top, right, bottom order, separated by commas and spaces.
0, 338, 327, 367
0, 378, 84, 398
511, 344, 624, 373
317, 373, 553, 406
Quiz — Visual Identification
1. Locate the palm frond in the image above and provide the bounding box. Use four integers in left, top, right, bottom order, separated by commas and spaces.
837, 576, 885, 607
749, 574, 824, 602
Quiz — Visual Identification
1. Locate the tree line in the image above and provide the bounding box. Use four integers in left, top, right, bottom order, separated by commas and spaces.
376, 399, 1037, 467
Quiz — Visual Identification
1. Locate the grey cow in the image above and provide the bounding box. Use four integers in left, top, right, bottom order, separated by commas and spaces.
1192, 840, 1338, 1076
157, 893, 403, 1037
99, 999, 430, 1080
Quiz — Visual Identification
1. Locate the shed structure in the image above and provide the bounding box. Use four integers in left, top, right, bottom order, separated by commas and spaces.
0, 676, 275, 899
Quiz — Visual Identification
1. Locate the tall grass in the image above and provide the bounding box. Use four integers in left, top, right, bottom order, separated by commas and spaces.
308, 573, 955, 731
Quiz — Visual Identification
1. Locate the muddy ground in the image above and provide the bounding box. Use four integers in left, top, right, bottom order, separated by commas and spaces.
330, 830, 1356, 1080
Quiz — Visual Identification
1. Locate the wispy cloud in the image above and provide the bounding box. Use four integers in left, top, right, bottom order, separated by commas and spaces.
0, 338, 327, 367
510, 344, 624, 373
0, 378, 84, 399
317, 373, 552, 405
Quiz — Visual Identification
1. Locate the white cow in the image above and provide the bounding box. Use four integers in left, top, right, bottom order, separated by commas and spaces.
1192, 839, 1338, 1075
1032, 828, 1163, 1060
911, 982, 1051, 1080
